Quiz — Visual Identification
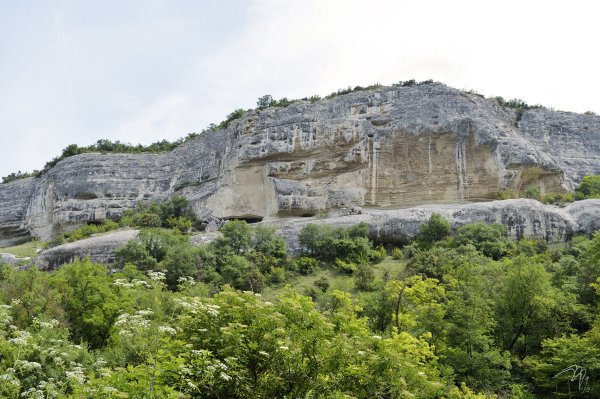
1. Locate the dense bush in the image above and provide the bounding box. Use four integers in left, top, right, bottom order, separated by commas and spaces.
576, 175, 600, 198
4, 219, 600, 397
1, 170, 38, 184
120, 194, 199, 231
416, 213, 451, 248
49, 219, 120, 247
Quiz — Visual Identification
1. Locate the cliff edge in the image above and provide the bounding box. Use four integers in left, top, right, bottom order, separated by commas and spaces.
1, 83, 600, 245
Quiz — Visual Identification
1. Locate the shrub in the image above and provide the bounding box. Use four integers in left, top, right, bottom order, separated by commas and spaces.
298, 223, 372, 263
50, 219, 120, 247
335, 258, 357, 274
293, 257, 319, 275
115, 228, 186, 270
268, 267, 286, 284
523, 185, 541, 199
496, 190, 518, 200
453, 223, 511, 260
417, 213, 451, 248
314, 276, 330, 292
256, 94, 274, 109
354, 262, 375, 291
120, 195, 198, 231
391, 247, 404, 260
576, 175, 600, 198
1, 170, 38, 184
215, 220, 253, 255
369, 245, 387, 263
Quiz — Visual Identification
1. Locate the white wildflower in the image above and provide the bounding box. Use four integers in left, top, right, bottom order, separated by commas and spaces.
220, 372, 232, 381
113, 279, 133, 288
136, 309, 154, 317
147, 271, 166, 281
158, 325, 176, 335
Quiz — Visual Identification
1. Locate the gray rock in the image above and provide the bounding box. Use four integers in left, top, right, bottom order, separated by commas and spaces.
190, 232, 222, 246
34, 229, 138, 270
23, 199, 600, 267
275, 199, 600, 255
0, 253, 27, 265
1, 83, 600, 245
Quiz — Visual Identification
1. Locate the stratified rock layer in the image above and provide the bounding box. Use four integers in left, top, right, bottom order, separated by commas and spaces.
1, 83, 600, 245
32, 200, 600, 266
277, 199, 600, 254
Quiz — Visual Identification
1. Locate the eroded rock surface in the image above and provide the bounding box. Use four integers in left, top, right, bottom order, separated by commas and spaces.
25, 200, 600, 266
277, 199, 600, 254
34, 229, 138, 270
2, 83, 600, 245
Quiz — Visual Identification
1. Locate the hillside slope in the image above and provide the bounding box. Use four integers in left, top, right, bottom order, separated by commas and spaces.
1, 82, 600, 245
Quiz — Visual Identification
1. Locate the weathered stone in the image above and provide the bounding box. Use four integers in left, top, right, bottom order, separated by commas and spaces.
275, 199, 600, 255
0, 253, 27, 265
34, 229, 138, 270
1, 83, 600, 245
190, 232, 222, 246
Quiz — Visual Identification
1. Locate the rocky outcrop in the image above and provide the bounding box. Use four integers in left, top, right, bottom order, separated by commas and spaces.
28, 200, 600, 266
276, 199, 600, 254
0, 253, 28, 265
34, 229, 138, 270
2, 83, 600, 245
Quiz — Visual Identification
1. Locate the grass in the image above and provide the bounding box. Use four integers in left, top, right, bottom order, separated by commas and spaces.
0, 240, 46, 258
262, 256, 406, 301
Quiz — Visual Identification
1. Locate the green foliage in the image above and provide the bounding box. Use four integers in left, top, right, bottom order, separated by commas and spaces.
417, 212, 451, 248
494, 96, 542, 122
49, 219, 120, 247
298, 222, 372, 263
324, 83, 383, 99
291, 256, 319, 275
217, 108, 246, 129
354, 262, 375, 291
116, 228, 187, 271
576, 174, 600, 198
1, 170, 38, 184
52, 258, 127, 349
214, 220, 253, 255
256, 94, 274, 109
314, 276, 330, 292
23, 137, 198, 178
391, 247, 404, 260
6, 217, 600, 398
120, 194, 199, 231
524, 185, 541, 199
453, 223, 512, 260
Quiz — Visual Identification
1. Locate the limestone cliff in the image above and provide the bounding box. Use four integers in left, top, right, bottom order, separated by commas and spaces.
1, 83, 600, 245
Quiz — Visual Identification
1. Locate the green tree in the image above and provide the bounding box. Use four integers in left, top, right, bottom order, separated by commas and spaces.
417, 213, 451, 248
453, 222, 512, 260
52, 258, 128, 349
256, 94, 274, 109
576, 175, 600, 198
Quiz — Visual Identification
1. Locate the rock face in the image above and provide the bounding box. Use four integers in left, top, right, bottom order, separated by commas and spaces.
1, 83, 600, 245
277, 199, 600, 255
34, 229, 138, 270
31, 200, 600, 266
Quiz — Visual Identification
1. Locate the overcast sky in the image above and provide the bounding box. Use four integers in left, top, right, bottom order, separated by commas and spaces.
1, 0, 599, 178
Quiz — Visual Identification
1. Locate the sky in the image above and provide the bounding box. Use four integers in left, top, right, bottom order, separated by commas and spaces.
1, 0, 599, 178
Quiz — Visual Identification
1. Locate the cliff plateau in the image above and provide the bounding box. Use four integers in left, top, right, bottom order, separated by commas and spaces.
1, 83, 600, 246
